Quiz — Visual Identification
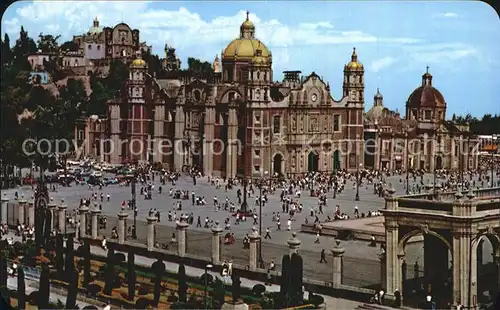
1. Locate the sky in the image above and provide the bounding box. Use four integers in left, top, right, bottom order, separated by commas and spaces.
2, 1, 500, 118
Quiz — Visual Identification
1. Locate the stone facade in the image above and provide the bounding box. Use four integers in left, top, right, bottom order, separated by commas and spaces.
86, 14, 364, 175
364, 70, 479, 172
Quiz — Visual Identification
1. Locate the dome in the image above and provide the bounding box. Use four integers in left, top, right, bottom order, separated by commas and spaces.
374, 88, 383, 100
406, 86, 445, 108
222, 11, 272, 63
345, 47, 363, 70
131, 58, 146, 68
406, 69, 446, 108
365, 105, 385, 123
252, 55, 268, 65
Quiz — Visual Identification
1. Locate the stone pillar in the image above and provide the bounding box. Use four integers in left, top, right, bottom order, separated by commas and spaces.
452, 231, 476, 309
47, 201, 58, 231
176, 221, 189, 257
380, 252, 387, 291
146, 216, 157, 251
384, 216, 401, 299
58, 203, 67, 235
211, 222, 223, 265
1, 194, 9, 226
331, 240, 345, 288
91, 208, 101, 239
117, 209, 128, 244
495, 254, 500, 296
79, 205, 89, 239
287, 232, 301, 255
18, 198, 27, 225
27, 198, 35, 227
248, 227, 260, 271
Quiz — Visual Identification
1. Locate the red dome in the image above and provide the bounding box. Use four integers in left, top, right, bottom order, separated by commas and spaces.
406, 85, 446, 108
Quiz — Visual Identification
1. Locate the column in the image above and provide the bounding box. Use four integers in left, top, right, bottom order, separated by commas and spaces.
452, 232, 476, 309
227, 109, 238, 178
287, 232, 301, 255
146, 216, 157, 251
331, 240, 345, 288
79, 205, 89, 239
248, 227, 260, 271
176, 221, 189, 257
27, 198, 35, 227
1, 194, 9, 226
18, 197, 27, 225
47, 200, 58, 231
91, 208, 101, 239
495, 254, 500, 297
173, 106, 184, 171
117, 209, 128, 244
211, 222, 223, 265
384, 219, 401, 299
203, 109, 214, 177
58, 203, 67, 235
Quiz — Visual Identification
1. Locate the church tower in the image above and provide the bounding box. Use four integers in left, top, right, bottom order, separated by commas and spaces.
343, 47, 365, 108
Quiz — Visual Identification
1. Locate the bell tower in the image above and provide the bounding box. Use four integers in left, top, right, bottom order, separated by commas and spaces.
343, 47, 365, 108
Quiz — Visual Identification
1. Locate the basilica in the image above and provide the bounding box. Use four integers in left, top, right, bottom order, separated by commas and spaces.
80, 13, 478, 176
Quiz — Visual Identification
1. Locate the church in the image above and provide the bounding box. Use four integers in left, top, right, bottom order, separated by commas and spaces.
84, 13, 364, 177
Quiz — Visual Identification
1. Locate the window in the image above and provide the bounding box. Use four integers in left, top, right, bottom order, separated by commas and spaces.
254, 113, 261, 124
273, 115, 281, 134
253, 165, 260, 173
333, 115, 340, 132
77, 130, 84, 140
424, 110, 431, 120
88, 44, 92, 50
97, 45, 101, 50
254, 150, 260, 158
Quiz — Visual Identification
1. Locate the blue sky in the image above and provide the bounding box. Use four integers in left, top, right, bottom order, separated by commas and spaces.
2, 1, 499, 118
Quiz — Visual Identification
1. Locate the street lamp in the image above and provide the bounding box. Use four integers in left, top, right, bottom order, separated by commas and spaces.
491, 134, 496, 188
405, 131, 410, 195
131, 170, 137, 239
355, 134, 360, 201
204, 263, 213, 309
257, 170, 268, 268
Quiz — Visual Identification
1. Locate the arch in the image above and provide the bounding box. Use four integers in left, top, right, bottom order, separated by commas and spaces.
472, 233, 500, 258
332, 150, 341, 171
436, 156, 443, 170
272, 153, 284, 176
398, 229, 452, 256
307, 150, 319, 173
218, 88, 243, 102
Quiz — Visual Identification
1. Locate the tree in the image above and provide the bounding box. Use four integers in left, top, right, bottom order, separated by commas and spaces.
66, 268, 79, 309
103, 248, 116, 295
83, 239, 91, 288
65, 236, 75, 275
37, 33, 61, 53
12, 26, 37, 70
231, 272, 241, 302
186, 57, 213, 77
127, 252, 136, 300
1, 33, 12, 65
55, 234, 64, 273
18, 266, 26, 310
60, 40, 79, 52
177, 263, 187, 303
151, 259, 165, 307
105, 59, 129, 98
38, 263, 50, 309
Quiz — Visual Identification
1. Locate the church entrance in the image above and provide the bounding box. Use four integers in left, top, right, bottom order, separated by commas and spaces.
308, 151, 319, 173
333, 150, 340, 171
273, 153, 283, 176
436, 156, 443, 170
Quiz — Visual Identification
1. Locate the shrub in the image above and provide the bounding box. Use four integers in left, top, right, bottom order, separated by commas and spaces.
252, 284, 266, 297
87, 283, 102, 296
135, 297, 150, 309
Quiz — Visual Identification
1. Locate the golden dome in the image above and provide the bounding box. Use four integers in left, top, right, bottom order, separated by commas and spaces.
223, 38, 271, 59
222, 11, 271, 63
252, 55, 268, 65
131, 58, 146, 67
345, 47, 364, 70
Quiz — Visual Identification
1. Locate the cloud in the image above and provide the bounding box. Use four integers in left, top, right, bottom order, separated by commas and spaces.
407, 43, 477, 64
434, 12, 458, 18
370, 57, 397, 72
3, 1, 422, 54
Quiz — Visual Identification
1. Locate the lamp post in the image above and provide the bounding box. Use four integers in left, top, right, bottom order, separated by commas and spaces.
204, 263, 213, 309
131, 170, 137, 239
258, 170, 268, 268
433, 131, 441, 198
491, 134, 496, 188
355, 134, 360, 201
405, 131, 410, 194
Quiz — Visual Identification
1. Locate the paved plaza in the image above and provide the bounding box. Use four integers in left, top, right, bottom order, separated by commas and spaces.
3, 171, 497, 287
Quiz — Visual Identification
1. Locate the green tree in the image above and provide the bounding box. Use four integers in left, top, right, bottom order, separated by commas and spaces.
12, 26, 37, 70
106, 59, 129, 97
60, 40, 79, 52
37, 33, 61, 53
1, 33, 12, 65
88, 77, 109, 116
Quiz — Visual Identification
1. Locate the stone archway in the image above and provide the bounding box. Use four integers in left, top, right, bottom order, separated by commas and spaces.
273, 153, 283, 176
472, 233, 500, 302
398, 229, 452, 308
308, 151, 319, 173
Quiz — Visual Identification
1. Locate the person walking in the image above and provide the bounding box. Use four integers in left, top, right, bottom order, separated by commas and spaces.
264, 227, 271, 239
319, 249, 327, 263
314, 232, 320, 243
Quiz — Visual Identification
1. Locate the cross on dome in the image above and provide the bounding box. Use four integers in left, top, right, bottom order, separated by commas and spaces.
246, 11, 250, 20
